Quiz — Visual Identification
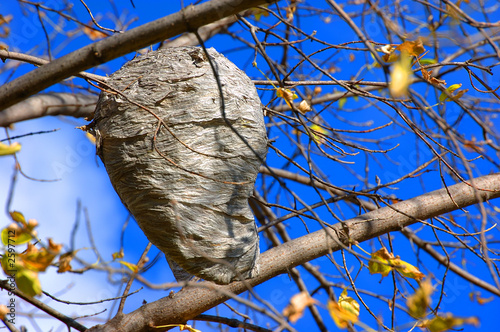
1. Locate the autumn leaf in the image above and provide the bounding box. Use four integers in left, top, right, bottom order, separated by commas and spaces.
407, 279, 433, 318
16, 267, 43, 297
368, 247, 393, 277
82, 26, 107, 40
277, 87, 298, 108
297, 100, 311, 114
309, 124, 329, 145
469, 291, 494, 305
283, 291, 317, 323
1, 212, 38, 245
369, 248, 425, 281
338, 289, 360, 320
419, 313, 479, 332
392, 257, 425, 281
328, 289, 360, 329
397, 39, 426, 57
119, 260, 139, 273
0, 142, 21, 156
250, 6, 269, 21
57, 251, 78, 273
1, 224, 32, 246
1, 254, 43, 297
389, 55, 412, 97
20, 240, 62, 272
439, 83, 467, 102
112, 248, 125, 260
421, 67, 446, 86
0, 14, 13, 38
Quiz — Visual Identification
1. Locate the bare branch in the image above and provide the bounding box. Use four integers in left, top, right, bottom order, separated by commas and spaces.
0, 0, 277, 112
88, 172, 500, 332
0, 92, 98, 127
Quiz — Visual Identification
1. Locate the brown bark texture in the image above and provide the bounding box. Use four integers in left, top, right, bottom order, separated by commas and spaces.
90, 46, 268, 284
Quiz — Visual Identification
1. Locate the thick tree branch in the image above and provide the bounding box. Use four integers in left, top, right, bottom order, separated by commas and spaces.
0, 93, 98, 127
0, 0, 276, 112
88, 173, 500, 332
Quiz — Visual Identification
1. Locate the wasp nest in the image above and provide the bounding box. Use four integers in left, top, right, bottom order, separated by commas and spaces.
90, 47, 267, 284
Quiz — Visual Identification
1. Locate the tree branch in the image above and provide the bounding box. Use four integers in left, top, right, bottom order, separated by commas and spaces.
88, 173, 500, 332
0, 92, 98, 127
0, 0, 276, 112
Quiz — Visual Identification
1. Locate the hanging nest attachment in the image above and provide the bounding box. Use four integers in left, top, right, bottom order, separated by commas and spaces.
89, 47, 268, 284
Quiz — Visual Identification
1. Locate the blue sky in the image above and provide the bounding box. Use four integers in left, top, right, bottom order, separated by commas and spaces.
1, 1, 500, 331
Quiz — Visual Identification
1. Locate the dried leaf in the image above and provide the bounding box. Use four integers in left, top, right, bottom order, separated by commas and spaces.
407, 279, 433, 318
82, 26, 107, 40
368, 247, 394, 277
469, 291, 494, 305
20, 240, 62, 272
297, 100, 312, 114
420, 313, 479, 332
57, 251, 77, 273
421, 67, 446, 86
397, 39, 425, 56
276, 87, 298, 108
283, 292, 317, 323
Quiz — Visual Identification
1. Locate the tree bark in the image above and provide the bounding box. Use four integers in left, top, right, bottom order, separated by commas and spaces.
88, 172, 500, 332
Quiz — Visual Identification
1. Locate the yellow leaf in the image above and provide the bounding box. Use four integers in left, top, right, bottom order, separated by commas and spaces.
9, 211, 26, 225
420, 313, 479, 332
0, 142, 21, 156
338, 97, 347, 109
119, 260, 138, 273
389, 55, 412, 97
368, 247, 393, 277
282, 291, 317, 323
250, 6, 269, 21
276, 87, 298, 108
439, 83, 464, 102
16, 267, 43, 297
309, 124, 329, 145
392, 257, 425, 281
112, 248, 125, 260
407, 279, 433, 318
338, 289, 360, 319
328, 298, 359, 328
1, 225, 32, 245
